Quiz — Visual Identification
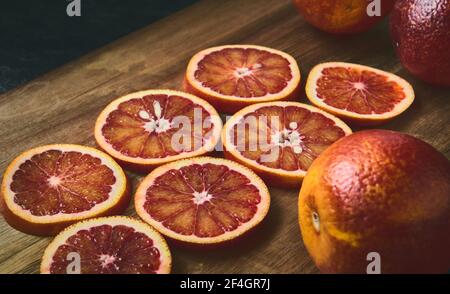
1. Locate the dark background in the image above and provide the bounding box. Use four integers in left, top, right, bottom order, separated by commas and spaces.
0, 0, 198, 93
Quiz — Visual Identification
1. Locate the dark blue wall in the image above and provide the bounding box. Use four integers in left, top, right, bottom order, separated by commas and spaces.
0, 0, 198, 93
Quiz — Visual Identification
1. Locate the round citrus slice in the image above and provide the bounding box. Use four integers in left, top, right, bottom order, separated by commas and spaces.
40, 216, 171, 274
306, 62, 415, 125
95, 89, 222, 172
135, 157, 270, 245
0, 144, 130, 236
184, 45, 301, 113
222, 102, 352, 188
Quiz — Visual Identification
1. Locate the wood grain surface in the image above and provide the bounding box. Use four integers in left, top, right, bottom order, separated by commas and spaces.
0, 0, 448, 274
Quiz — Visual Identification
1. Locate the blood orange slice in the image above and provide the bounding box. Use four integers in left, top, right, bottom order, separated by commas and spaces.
95, 90, 222, 173
306, 62, 415, 125
135, 157, 270, 245
184, 45, 301, 113
40, 216, 171, 274
0, 145, 129, 236
222, 102, 352, 188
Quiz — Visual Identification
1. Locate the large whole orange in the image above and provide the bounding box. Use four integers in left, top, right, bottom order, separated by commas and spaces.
298, 130, 450, 273
293, 0, 395, 34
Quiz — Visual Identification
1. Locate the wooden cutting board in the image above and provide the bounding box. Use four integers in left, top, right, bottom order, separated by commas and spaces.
0, 0, 448, 274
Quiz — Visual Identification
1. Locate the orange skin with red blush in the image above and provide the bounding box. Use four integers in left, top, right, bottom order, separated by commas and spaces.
293, 0, 396, 34
299, 130, 450, 273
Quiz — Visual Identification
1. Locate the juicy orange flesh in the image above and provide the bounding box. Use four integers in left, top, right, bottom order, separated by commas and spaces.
316, 67, 406, 114
10, 150, 115, 216
194, 48, 293, 98
144, 163, 261, 237
231, 106, 346, 171
102, 94, 214, 158
49, 224, 161, 274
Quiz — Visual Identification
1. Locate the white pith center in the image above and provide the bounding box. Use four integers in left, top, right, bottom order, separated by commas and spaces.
143, 118, 171, 133
193, 191, 212, 205
139, 101, 172, 133
353, 82, 366, 90
271, 121, 305, 154
47, 176, 61, 187
234, 63, 262, 78
99, 254, 117, 268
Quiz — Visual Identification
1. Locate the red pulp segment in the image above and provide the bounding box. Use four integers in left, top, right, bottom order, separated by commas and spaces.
101, 94, 215, 159
49, 224, 161, 274
316, 66, 406, 114
230, 105, 347, 171
195, 48, 293, 98
143, 163, 262, 237
11, 150, 115, 216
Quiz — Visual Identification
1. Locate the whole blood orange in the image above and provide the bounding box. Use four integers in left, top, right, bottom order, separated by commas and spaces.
222, 102, 352, 188
135, 157, 270, 245
41, 216, 171, 274
95, 90, 222, 172
390, 0, 450, 86
299, 130, 450, 273
1, 145, 130, 236
293, 0, 395, 34
184, 45, 301, 113
306, 62, 415, 125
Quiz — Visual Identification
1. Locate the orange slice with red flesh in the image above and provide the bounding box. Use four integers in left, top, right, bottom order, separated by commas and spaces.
222, 102, 352, 188
306, 62, 415, 125
94, 90, 222, 172
135, 157, 270, 245
0, 145, 130, 236
184, 45, 301, 114
41, 216, 171, 274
